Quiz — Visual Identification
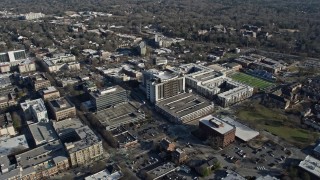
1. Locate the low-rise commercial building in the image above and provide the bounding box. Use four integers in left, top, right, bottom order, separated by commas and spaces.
199, 115, 236, 148
15, 140, 70, 179
30, 73, 51, 91
48, 97, 76, 121
145, 162, 177, 180
18, 59, 36, 73
221, 117, 259, 142
0, 113, 16, 136
0, 135, 29, 156
172, 148, 188, 164
155, 92, 214, 124
85, 165, 123, 180
299, 155, 320, 179
40, 86, 60, 101
53, 118, 104, 167
0, 93, 17, 111
41, 53, 79, 73
28, 122, 58, 146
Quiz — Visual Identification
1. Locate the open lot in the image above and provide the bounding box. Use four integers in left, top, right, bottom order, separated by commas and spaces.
234, 102, 319, 148
230, 72, 274, 89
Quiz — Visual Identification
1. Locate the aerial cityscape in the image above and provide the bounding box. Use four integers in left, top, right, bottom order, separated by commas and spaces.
1, 0, 320, 180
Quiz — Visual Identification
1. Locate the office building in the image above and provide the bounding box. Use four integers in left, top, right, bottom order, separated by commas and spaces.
40, 86, 60, 101
199, 115, 236, 148
28, 122, 58, 146
48, 97, 76, 121
53, 118, 104, 167
15, 140, 70, 179
155, 92, 214, 123
20, 98, 48, 122
142, 69, 185, 103
90, 86, 127, 111
30, 73, 51, 91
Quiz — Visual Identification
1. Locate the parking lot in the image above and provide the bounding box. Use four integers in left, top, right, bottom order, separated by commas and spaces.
218, 140, 289, 176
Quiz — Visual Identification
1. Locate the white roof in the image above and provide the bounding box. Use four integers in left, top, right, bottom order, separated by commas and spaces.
314, 143, 320, 154
199, 115, 234, 135
85, 169, 122, 180
299, 155, 320, 177
0, 135, 29, 156
222, 117, 259, 141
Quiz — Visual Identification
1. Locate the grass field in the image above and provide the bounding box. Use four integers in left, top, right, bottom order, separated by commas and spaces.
230, 72, 274, 89
236, 102, 318, 147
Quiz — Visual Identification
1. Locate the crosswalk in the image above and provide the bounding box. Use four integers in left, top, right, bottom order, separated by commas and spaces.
256, 166, 266, 170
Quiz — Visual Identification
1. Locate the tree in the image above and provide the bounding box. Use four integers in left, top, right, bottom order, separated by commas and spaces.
302, 172, 311, 180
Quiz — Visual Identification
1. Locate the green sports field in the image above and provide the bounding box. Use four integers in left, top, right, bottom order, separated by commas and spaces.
230, 72, 274, 89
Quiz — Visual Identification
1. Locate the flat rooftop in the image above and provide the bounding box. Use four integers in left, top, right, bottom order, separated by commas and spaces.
94, 102, 144, 129
91, 85, 126, 98
0, 135, 29, 156
85, 169, 122, 180
16, 140, 68, 170
156, 93, 213, 118
48, 97, 74, 112
299, 155, 320, 177
53, 118, 84, 138
29, 122, 58, 145
42, 86, 58, 94
114, 131, 137, 145
191, 71, 222, 82
222, 117, 259, 141
66, 126, 101, 154
147, 162, 177, 179
199, 115, 235, 135
20, 98, 46, 113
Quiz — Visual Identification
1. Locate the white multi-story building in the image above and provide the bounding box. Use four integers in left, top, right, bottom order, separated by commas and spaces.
20, 12, 45, 20
20, 99, 48, 122
142, 69, 185, 103
0, 50, 27, 66
171, 63, 253, 107
42, 53, 78, 73
18, 59, 36, 73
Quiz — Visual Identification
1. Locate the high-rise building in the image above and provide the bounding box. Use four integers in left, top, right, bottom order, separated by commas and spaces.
142, 69, 185, 103
90, 86, 127, 111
